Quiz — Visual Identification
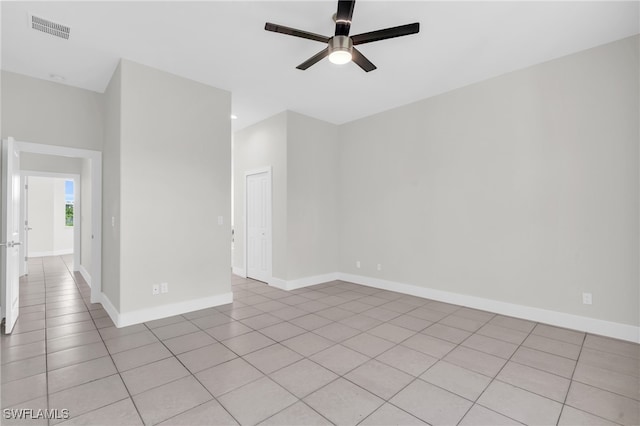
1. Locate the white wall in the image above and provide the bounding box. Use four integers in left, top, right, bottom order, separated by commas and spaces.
117, 60, 231, 315
338, 35, 639, 327
27, 177, 73, 256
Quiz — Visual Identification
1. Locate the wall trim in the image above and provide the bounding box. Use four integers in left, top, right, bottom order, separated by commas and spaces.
232, 267, 246, 278
100, 292, 234, 328
337, 273, 640, 344
78, 264, 91, 287
269, 272, 339, 291
29, 249, 73, 257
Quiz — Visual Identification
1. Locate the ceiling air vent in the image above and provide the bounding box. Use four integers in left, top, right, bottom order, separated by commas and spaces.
29, 14, 70, 40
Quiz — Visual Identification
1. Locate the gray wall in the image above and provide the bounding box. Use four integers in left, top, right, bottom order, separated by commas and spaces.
21, 153, 82, 174
118, 60, 231, 313
1, 71, 103, 150
286, 112, 339, 280
80, 159, 92, 276
2, 71, 101, 286
338, 35, 639, 326
102, 63, 122, 309
233, 112, 288, 278
233, 111, 340, 282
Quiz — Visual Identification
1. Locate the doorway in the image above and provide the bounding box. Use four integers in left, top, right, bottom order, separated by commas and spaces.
10, 140, 101, 303
21, 173, 80, 276
245, 168, 272, 283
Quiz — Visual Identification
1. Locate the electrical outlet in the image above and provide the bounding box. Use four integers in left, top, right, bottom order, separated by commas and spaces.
152, 284, 160, 296
218, 216, 223, 225
356, 261, 361, 268
377, 264, 382, 271
582, 292, 592, 305
161, 282, 168, 294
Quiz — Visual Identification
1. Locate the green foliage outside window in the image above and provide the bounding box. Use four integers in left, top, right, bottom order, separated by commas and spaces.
65, 203, 74, 226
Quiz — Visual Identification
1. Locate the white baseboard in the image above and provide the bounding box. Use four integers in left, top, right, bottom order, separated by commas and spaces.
99, 292, 234, 328
29, 249, 73, 257
268, 272, 339, 291
78, 265, 91, 287
337, 273, 640, 344
232, 267, 246, 277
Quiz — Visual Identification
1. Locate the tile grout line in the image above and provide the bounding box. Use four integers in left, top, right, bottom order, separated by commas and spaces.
455, 317, 541, 426
58, 255, 147, 425
142, 320, 245, 426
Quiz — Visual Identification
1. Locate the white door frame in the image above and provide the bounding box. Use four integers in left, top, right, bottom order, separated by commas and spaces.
244, 167, 272, 282
19, 174, 27, 277
21, 171, 81, 269
14, 141, 102, 304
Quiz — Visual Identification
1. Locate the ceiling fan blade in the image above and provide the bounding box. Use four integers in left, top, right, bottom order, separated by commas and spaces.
265, 22, 330, 43
296, 48, 330, 70
351, 47, 376, 72
335, 0, 356, 36
351, 22, 420, 45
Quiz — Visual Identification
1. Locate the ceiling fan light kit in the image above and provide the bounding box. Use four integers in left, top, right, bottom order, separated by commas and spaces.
265, 0, 419, 72
328, 36, 353, 64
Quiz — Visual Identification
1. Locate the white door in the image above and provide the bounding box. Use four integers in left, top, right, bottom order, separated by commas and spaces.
2, 137, 21, 333
246, 170, 271, 283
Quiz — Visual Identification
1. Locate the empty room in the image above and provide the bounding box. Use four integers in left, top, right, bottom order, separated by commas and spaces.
1, 1, 638, 425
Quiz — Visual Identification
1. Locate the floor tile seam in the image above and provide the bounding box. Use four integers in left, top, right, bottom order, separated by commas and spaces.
560, 401, 627, 426
506, 357, 575, 382
46, 363, 122, 396
219, 376, 304, 424
493, 337, 580, 362
54, 396, 132, 426
434, 314, 492, 334
1, 349, 47, 366
454, 318, 543, 425
354, 400, 424, 426
574, 356, 640, 378
579, 342, 640, 363
46, 335, 103, 354
259, 397, 336, 426
140, 321, 244, 426
558, 330, 587, 423
152, 328, 208, 344
0, 372, 49, 409
475, 320, 532, 337
0, 355, 48, 383
562, 375, 640, 403
45, 327, 100, 343
60, 257, 146, 426
559, 331, 640, 422
529, 329, 586, 346
42, 263, 53, 416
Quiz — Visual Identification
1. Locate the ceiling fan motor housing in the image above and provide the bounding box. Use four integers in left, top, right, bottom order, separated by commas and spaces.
329, 35, 353, 53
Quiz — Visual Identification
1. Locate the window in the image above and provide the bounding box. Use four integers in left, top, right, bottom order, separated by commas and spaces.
65, 180, 74, 227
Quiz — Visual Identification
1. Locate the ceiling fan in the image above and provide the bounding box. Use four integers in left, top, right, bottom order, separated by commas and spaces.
265, 0, 420, 72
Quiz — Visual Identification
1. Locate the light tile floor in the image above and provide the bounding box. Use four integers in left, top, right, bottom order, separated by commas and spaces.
1, 255, 639, 425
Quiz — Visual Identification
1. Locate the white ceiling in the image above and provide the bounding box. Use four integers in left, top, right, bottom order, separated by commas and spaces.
2, 1, 638, 130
